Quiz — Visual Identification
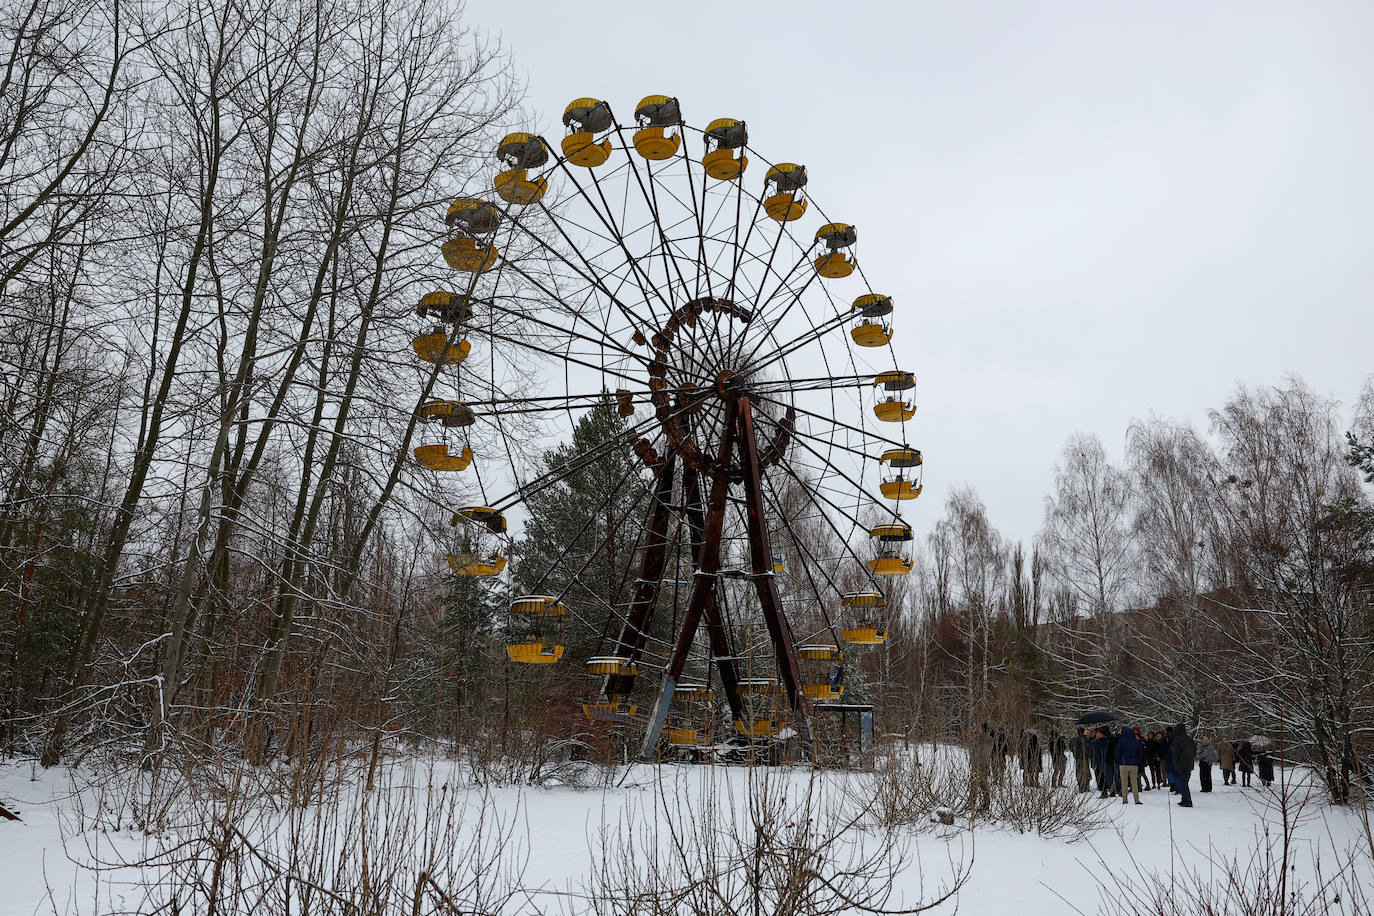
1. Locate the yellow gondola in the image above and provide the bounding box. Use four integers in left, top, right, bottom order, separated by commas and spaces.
562, 98, 614, 167
506, 641, 564, 664
869, 556, 914, 575
702, 117, 748, 180
673, 683, 714, 702
510, 595, 567, 617
417, 400, 476, 427
445, 197, 501, 234
874, 397, 916, 422
583, 701, 637, 721
734, 717, 780, 737
411, 330, 470, 365
414, 444, 473, 471
879, 446, 923, 500
880, 446, 922, 467
814, 223, 857, 278
441, 237, 499, 273
840, 591, 888, 645
842, 626, 888, 645
802, 684, 845, 700
585, 656, 638, 676
873, 370, 915, 391
507, 596, 565, 664
495, 132, 550, 205
796, 644, 843, 661
880, 479, 922, 500
447, 552, 506, 576
451, 506, 506, 534
417, 291, 475, 324
852, 321, 892, 347
737, 677, 784, 695
632, 95, 682, 160
851, 293, 891, 345
664, 726, 710, 746
763, 163, 807, 221
869, 520, 914, 576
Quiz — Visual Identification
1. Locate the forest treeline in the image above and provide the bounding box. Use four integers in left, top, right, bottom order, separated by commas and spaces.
3, 0, 1371, 806
0, 0, 523, 766
885, 377, 1374, 804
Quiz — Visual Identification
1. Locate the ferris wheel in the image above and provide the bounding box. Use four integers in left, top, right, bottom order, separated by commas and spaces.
408, 94, 924, 756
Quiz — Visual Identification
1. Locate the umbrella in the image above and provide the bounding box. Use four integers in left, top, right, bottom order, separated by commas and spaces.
1247, 735, 1274, 750
1075, 709, 1119, 726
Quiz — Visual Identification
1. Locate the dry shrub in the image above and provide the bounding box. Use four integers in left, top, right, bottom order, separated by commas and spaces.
59, 752, 528, 914
864, 744, 1116, 841
574, 765, 971, 916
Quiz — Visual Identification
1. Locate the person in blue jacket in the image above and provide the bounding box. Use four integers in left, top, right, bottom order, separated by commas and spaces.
1115, 725, 1145, 804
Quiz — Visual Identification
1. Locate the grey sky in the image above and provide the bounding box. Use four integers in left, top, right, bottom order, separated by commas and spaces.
462, 0, 1374, 545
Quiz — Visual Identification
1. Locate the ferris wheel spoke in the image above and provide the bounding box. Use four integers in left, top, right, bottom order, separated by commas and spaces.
486, 392, 704, 513
462, 390, 653, 414
772, 417, 906, 524
735, 276, 845, 376
552, 158, 674, 327
749, 389, 908, 452
497, 201, 658, 342
479, 325, 643, 387
757, 478, 846, 645
743, 324, 848, 390
609, 124, 702, 310
485, 260, 650, 365
764, 453, 884, 594
529, 460, 653, 606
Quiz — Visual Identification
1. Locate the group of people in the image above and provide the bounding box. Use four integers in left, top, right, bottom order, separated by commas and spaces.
966, 721, 1277, 811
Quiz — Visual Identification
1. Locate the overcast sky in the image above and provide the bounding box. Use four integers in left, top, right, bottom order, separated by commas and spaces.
461, 0, 1374, 545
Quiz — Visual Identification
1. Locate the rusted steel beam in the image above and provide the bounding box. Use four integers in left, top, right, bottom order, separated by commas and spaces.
602, 452, 676, 698
640, 401, 738, 758
681, 463, 747, 725
736, 396, 813, 752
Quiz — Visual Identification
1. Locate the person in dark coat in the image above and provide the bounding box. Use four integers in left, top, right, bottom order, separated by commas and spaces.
1236, 740, 1254, 787
1019, 729, 1042, 786
1256, 747, 1275, 787
1161, 726, 1178, 793
1069, 727, 1092, 792
1137, 729, 1154, 790
1105, 728, 1121, 795
1150, 731, 1167, 786
1170, 723, 1197, 807
1115, 724, 1145, 804
992, 728, 1010, 783
1048, 729, 1068, 788
1196, 737, 1216, 792
1089, 728, 1112, 797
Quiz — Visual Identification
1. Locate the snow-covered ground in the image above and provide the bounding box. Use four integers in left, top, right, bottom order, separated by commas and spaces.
1, 752, 1370, 915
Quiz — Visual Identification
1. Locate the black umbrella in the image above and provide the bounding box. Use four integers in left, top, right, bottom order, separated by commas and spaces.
1075, 709, 1119, 726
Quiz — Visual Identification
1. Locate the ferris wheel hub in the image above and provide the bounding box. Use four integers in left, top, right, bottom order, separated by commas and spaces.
714, 369, 741, 401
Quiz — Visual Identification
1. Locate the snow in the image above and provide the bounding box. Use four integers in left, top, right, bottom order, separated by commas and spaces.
1, 752, 1369, 915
